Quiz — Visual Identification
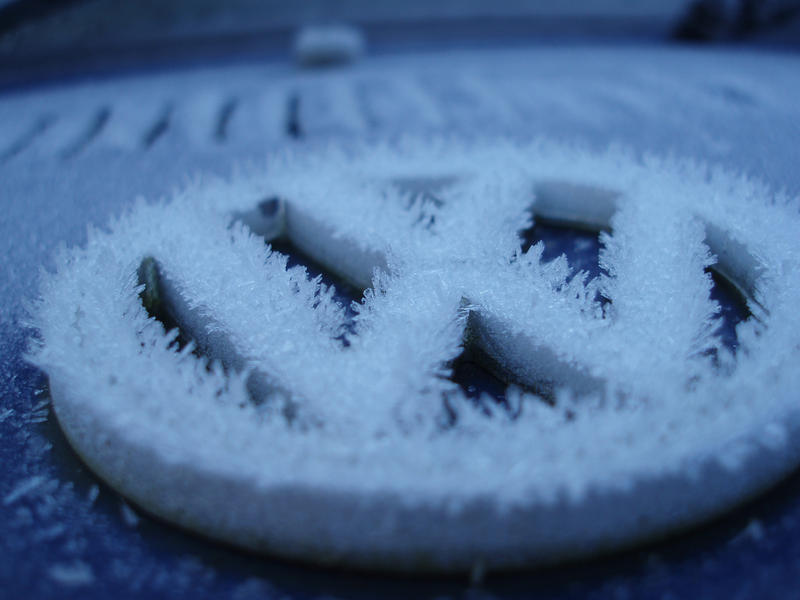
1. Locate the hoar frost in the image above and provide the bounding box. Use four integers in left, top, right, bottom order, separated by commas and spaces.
28, 138, 800, 571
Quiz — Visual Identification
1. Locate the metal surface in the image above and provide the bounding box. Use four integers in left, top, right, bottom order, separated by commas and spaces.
2, 16, 800, 598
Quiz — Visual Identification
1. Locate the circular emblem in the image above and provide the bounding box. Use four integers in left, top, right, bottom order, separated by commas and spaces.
29, 139, 800, 571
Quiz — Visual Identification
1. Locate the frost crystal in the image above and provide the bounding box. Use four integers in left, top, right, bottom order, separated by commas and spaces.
28, 138, 800, 571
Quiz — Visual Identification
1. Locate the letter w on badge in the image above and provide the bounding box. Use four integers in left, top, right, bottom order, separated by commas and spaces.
140, 166, 759, 436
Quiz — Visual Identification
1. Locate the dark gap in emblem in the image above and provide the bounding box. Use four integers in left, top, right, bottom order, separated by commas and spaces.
136, 256, 294, 417
403, 189, 443, 230
448, 219, 755, 423
391, 175, 455, 231
0, 114, 54, 162
521, 217, 606, 279
286, 92, 303, 139
446, 318, 563, 428
448, 344, 521, 422
520, 218, 751, 353
142, 104, 172, 149
259, 197, 281, 217
61, 106, 111, 159
214, 98, 239, 143
706, 267, 752, 354
136, 239, 362, 351
231, 199, 363, 347
136, 257, 194, 352
450, 350, 507, 409
268, 239, 362, 346
521, 216, 611, 309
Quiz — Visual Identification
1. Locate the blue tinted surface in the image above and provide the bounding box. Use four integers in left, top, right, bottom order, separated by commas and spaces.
2, 223, 787, 600
2, 30, 800, 599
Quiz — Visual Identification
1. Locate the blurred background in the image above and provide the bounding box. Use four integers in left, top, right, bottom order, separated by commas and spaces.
0, 0, 799, 85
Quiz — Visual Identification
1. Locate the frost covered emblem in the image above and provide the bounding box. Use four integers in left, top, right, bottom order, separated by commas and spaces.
30, 140, 800, 571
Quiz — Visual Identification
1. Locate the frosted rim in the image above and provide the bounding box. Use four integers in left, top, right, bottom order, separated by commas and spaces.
30, 138, 800, 571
